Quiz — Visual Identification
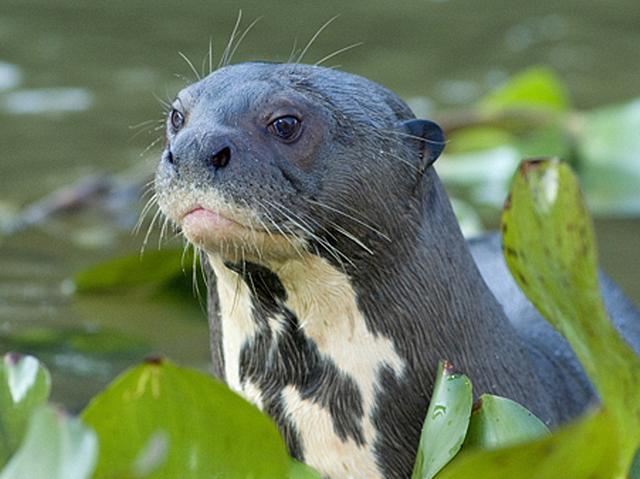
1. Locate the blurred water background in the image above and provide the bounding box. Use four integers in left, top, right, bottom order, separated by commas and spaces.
1, 0, 638, 410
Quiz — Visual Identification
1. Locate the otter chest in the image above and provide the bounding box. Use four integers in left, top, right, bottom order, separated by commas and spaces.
209, 254, 406, 479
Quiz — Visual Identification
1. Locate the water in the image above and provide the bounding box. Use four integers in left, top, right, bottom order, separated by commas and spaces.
1, 0, 639, 409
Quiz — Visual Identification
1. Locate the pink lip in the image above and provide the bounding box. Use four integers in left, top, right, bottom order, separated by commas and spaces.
182, 206, 238, 232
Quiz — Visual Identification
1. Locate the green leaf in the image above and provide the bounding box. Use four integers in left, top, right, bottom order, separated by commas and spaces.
288, 459, 322, 479
463, 394, 548, 450
479, 66, 569, 112
0, 353, 51, 467
501, 158, 640, 474
82, 358, 290, 479
437, 410, 619, 479
72, 248, 190, 293
0, 406, 97, 479
411, 361, 472, 479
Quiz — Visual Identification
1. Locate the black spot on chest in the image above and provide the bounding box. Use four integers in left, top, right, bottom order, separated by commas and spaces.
226, 261, 367, 458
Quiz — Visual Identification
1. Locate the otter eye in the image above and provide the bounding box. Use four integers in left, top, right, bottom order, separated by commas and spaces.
268, 116, 301, 142
170, 109, 185, 130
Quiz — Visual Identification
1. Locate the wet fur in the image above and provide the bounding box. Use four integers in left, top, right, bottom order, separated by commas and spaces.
155, 63, 640, 479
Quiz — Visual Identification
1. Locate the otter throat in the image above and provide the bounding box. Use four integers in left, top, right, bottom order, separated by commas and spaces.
208, 252, 405, 479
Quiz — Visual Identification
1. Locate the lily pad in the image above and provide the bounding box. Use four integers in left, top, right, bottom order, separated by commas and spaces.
82, 358, 289, 479
463, 394, 548, 450
411, 361, 472, 479
0, 406, 97, 479
0, 354, 51, 467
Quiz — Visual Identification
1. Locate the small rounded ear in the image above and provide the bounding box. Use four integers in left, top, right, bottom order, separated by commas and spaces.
400, 119, 446, 171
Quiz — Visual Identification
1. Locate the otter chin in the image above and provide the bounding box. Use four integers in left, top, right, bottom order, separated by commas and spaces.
154, 61, 640, 479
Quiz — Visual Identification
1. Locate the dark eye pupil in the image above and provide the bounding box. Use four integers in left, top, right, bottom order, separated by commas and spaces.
170, 109, 184, 130
272, 116, 299, 139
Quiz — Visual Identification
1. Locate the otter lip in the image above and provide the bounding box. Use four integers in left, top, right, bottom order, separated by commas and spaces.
181, 206, 241, 237
181, 206, 242, 229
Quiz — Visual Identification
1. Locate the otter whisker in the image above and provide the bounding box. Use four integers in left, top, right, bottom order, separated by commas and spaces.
129, 118, 163, 131
229, 245, 244, 314
143, 175, 157, 189
314, 42, 363, 67
253, 199, 306, 260
304, 198, 391, 241
242, 199, 265, 263
220, 10, 243, 68
253, 208, 277, 243
297, 15, 340, 63
197, 248, 210, 290
208, 37, 214, 74
141, 135, 164, 156
268, 200, 355, 269
376, 128, 449, 148
174, 73, 193, 87
278, 199, 374, 259
152, 92, 172, 110
134, 193, 158, 235
129, 122, 165, 143
158, 215, 171, 248
178, 51, 202, 82
327, 221, 374, 255
180, 238, 191, 272
141, 206, 163, 256
226, 16, 263, 66
192, 243, 203, 301
287, 37, 299, 63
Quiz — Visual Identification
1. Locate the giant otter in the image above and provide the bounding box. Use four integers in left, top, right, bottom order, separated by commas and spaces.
154, 62, 640, 479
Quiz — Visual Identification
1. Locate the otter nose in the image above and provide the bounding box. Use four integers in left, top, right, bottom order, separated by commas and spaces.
208, 145, 231, 169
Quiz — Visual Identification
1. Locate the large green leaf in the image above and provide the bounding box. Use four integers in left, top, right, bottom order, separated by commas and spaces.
463, 394, 548, 450
82, 358, 289, 479
73, 248, 190, 293
501, 158, 640, 474
288, 459, 322, 479
0, 406, 97, 479
0, 353, 51, 466
479, 66, 569, 112
437, 410, 618, 479
411, 361, 472, 479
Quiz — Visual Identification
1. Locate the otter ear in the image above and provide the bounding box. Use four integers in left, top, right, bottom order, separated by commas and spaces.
400, 119, 446, 170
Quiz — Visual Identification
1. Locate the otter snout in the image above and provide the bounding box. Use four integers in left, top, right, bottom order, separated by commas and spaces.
166, 130, 235, 174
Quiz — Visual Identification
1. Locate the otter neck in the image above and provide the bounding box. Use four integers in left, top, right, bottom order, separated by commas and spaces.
332, 171, 554, 422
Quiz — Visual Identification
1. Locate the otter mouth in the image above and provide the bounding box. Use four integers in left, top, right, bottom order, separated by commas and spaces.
177, 203, 306, 263
180, 205, 249, 243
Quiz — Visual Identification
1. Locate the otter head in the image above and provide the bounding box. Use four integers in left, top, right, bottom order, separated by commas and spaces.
155, 62, 445, 266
